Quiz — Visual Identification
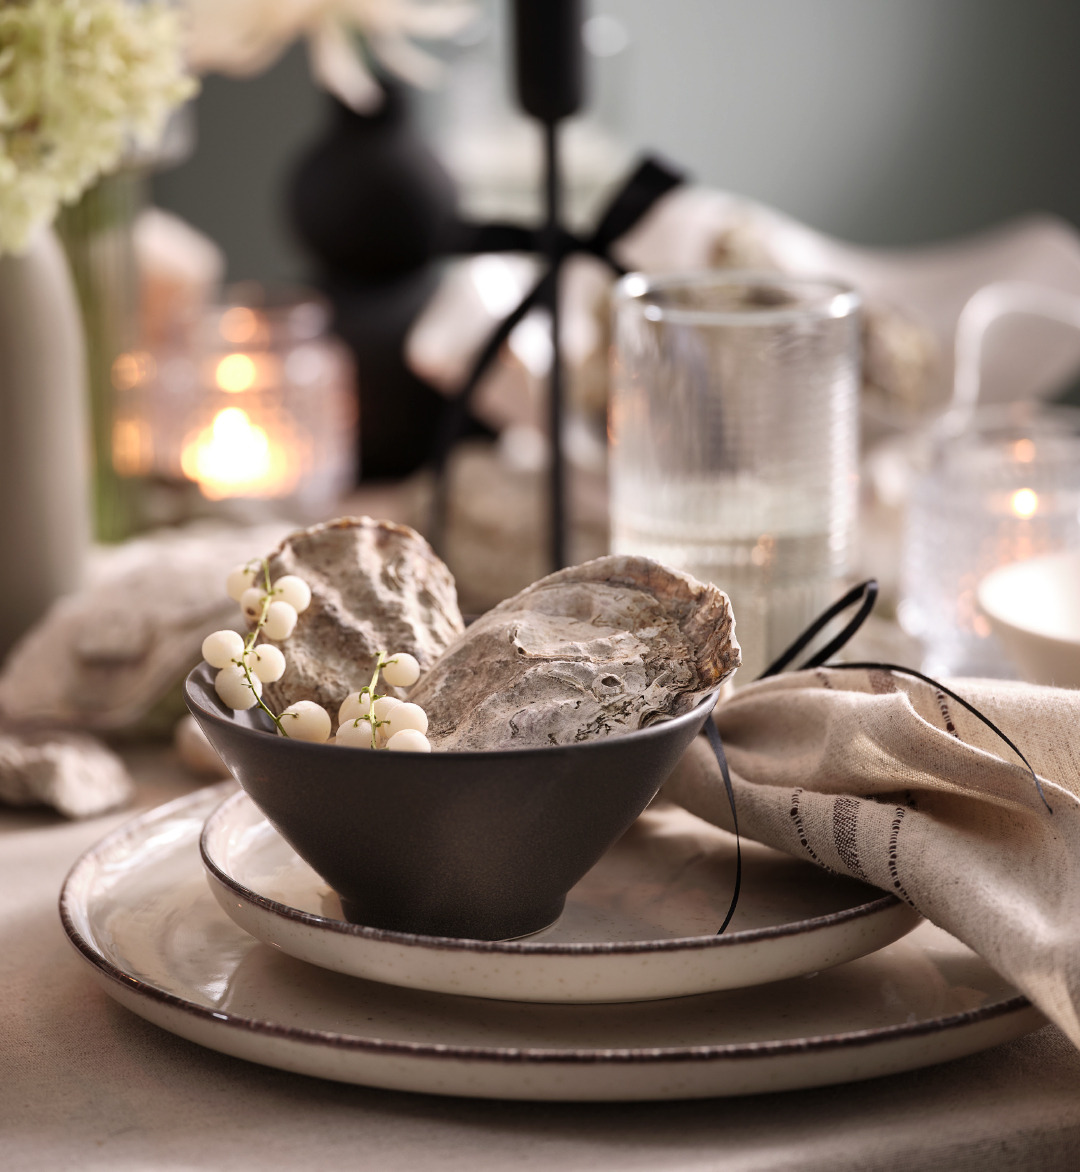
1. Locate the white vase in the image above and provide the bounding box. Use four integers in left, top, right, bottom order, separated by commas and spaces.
0, 225, 90, 659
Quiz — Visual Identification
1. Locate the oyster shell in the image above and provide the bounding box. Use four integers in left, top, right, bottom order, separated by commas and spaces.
409, 555, 739, 750
259, 517, 464, 713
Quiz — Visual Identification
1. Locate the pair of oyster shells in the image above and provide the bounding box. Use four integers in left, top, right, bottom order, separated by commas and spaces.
261, 517, 740, 750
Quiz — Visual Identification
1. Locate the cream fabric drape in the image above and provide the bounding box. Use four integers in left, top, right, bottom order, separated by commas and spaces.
664, 667, 1080, 1046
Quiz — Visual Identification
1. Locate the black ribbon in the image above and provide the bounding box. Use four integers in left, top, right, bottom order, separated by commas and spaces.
708, 577, 1050, 936
429, 156, 687, 546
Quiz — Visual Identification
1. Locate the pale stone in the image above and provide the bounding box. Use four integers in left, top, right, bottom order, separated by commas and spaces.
0, 523, 288, 732
0, 729, 132, 818
410, 555, 740, 750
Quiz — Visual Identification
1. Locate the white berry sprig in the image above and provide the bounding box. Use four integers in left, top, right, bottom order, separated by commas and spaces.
204, 559, 329, 741
335, 651, 431, 752
206, 565, 431, 750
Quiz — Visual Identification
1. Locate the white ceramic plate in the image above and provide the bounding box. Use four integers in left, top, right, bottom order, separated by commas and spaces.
60, 785, 1043, 1100
201, 788, 921, 1003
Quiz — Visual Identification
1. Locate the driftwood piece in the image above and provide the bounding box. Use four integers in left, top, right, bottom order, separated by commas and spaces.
261, 517, 464, 713
410, 556, 740, 750
0, 729, 132, 818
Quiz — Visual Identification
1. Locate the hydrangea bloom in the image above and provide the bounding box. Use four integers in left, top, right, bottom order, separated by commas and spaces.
0, 0, 196, 255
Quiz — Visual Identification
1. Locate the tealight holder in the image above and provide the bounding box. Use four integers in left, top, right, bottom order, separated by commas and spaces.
112, 284, 357, 523
184, 661, 719, 941
899, 404, 1080, 677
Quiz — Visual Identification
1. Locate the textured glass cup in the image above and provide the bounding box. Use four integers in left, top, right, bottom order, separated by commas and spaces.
899, 405, 1080, 678
609, 272, 861, 680
115, 284, 356, 523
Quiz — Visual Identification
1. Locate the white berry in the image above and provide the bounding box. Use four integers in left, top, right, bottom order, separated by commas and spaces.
240, 586, 265, 622
273, 575, 311, 614
226, 564, 257, 602
387, 728, 431, 752
246, 643, 286, 683
338, 691, 372, 724
262, 600, 298, 641
383, 702, 428, 737
280, 700, 331, 743
202, 629, 244, 669
371, 695, 402, 723
214, 664, 262, 710
335, 718, 372, 747
382, 652, 420, 688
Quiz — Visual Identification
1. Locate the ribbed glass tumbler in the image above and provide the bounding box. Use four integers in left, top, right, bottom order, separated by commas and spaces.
609, 272, 861, 681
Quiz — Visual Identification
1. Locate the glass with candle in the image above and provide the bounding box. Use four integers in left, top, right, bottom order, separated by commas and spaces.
609, 272, 860, 680
899, 404, 1080, 677
115, 284, 356, 522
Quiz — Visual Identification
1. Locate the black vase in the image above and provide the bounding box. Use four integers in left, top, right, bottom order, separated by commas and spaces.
288, 85, 464, 481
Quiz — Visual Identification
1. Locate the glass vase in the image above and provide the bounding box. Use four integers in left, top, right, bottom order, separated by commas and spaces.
56, 168, 145, 543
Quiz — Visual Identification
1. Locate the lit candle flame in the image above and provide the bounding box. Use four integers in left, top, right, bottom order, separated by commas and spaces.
181, 407, 294, 500
1010, 487, 1039, 518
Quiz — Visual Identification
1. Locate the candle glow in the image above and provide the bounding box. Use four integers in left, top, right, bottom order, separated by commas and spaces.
180, 407, 296, 500
1011, 488, 1039, 518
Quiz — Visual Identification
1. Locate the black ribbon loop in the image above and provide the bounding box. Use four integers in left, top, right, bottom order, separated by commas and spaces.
758, 579, 879, 678
826, 662, 1051, 814
428, 155, 687, 547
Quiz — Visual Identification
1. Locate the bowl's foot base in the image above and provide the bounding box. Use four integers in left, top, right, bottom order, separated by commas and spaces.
338, 895, 567, 942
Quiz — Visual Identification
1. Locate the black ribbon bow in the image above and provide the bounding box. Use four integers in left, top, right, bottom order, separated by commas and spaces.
429, 156, 687, 545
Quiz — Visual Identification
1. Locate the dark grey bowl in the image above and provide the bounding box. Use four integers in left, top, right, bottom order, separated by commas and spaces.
185, 663, 718, 941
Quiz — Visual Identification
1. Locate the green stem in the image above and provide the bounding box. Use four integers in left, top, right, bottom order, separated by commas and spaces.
361, 653, 389, 748
238, 558, 287, 736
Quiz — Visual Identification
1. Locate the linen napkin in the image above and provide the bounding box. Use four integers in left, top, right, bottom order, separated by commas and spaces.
663, 666, 1080, 1046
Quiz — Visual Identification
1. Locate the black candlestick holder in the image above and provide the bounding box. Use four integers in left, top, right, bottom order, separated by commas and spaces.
429, 2, 684, 576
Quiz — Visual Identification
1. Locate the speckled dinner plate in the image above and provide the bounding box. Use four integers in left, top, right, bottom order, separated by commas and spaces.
60, 785, 1043, 1101
201, 788, 922, 1003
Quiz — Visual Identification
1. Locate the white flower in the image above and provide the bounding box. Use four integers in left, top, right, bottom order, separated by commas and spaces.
0, 0, 196, 256
183, 0, 476, 113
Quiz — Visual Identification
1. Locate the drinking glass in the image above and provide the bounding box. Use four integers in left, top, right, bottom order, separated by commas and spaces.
609, 272, 861, 680
899, 405, 1080, 677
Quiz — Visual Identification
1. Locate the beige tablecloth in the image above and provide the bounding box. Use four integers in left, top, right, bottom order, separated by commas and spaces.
3, 747, 1080, 1172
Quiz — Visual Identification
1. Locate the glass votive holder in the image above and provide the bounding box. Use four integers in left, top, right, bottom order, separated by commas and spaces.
609, 271, 861, 680
112, 284, 357, 523
899, 405, 1080, 677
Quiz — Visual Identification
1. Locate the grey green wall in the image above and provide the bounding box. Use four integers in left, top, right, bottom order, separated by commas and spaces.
153, 0, 1080, 282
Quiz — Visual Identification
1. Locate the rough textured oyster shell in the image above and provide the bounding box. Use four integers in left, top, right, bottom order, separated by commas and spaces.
409, 555, 740, 750
260, 517, 464, 713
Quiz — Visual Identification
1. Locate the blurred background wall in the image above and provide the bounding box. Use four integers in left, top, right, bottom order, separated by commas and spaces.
153, 0, 1080, 284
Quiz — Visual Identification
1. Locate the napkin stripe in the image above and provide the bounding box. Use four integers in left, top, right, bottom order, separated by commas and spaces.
887, 806, 915, 907
790, 787, 830, 873
935, 689, 959, 737
833, 796, 867, 881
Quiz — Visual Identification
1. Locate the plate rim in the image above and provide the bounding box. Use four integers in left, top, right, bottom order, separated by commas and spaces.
201, 788, 905, 956
59, 784, 1036, 1068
